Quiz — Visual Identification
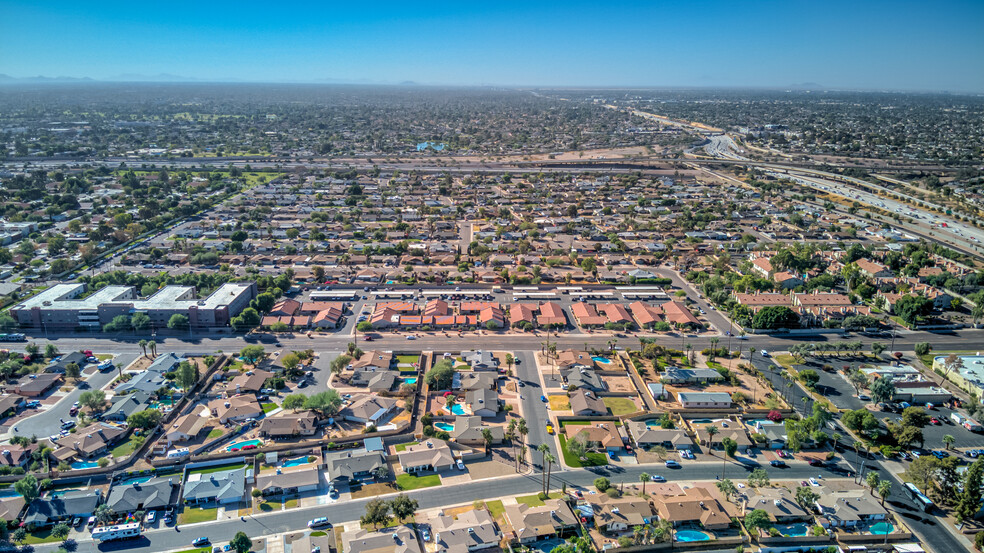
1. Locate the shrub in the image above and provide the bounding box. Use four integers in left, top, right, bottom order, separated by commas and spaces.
594, 477, 610, 492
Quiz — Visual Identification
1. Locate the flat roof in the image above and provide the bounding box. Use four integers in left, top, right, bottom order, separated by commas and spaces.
16, 282, 253, 312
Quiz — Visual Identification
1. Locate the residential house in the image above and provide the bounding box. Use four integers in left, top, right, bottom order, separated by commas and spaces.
428, 507, 502, 553
561, 366, 605, 392
343, 525, 423, 553
106, 477, 178, 513
461, 350, 498, 371
569, 389, 607, 416
340, 395, 399, 426
455, 371, 497, 392
503, 499, 578, 544
208, 395, 263, 424
13, 374, 62, 397
349, 369, 399, 392
258, 413, 319, 438
104, 391, 153, 422
625, 421, 694, 451
743, 488, 811, 523
351, 350, 394, 370
465, 388, 499, 418
662, 368, 724, 385
227, 369, 274, 394
398, 440, 455, 473
450, 416, 504, 446
696, 427, 753, 452
326, 449, 386, 483
255, 469, 321, 496
592, 495, 655, 532
814, 487, 888, 529
564, 422, 624, 454
0, 443, 36, 469
23, 490, 101, 527
676, 392, 732, 409
164, 406, 210, 445
651, 487, 730, 530
51, 423, 126, 460
182, 467, 248, 505
45, 351, 88, 374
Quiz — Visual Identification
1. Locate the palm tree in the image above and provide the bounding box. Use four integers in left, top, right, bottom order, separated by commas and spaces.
639, 472, 650, 495
138, 339, 148, 358
943, 434, 955, 450
877, 481, 892, 506
544, 453, 556, 496
481, 428, 494, 456
538, 444, 550, 495
446, 394, 457, 414
705, 425, 719, 455
148, 340, 157, 357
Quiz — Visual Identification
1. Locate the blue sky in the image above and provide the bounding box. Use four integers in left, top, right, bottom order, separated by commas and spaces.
2, 0, 982, 91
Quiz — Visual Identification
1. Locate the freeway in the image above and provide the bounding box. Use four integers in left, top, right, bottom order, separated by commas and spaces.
38, 462, 863, 553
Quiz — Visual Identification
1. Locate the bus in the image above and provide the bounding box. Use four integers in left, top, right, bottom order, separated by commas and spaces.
904, 482, 934, 512
92, 522, 142, 542
0, 334, 26, 342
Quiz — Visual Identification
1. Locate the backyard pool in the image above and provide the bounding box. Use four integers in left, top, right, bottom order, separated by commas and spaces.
49, 489, 81, 497
869, 522, 895, 535
774, 523, 809, 536
0, 488, 20, 498
591, 356, 611, 364
118, 475, 152, 485
444, 404, 467, 416
529, 538, 565, 553
403, 377, 418, 385
434, 422, 455, 432
688, 419, 714, 424
282, 457, 311, 468
227, 439, 263, 452
417, 141, 446, 151
675, 530, 711, 542
70, 461, 100, 470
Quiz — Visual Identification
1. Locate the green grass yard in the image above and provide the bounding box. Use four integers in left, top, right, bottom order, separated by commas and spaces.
261, 402, 279, 413
187, 463, 246, 476
110, 436, 141, 458
394, 441, 419, 452
396, 473, 441, 491
178, 505, 218, 524
207, 428, 225, 439
557, 435, 608, 467
602, 397, 637, 416
515, 492, 564, 507
485, 499, 505, 520
21, 529, 63, 544
396, 355, 419, 365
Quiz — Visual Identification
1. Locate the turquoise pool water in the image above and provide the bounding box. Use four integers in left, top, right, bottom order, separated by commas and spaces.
434, 422, 454, 432
689, 419, 714, 424
282, 457, 311, 468
118, 476, 152, 485
227, 439, 263, 451
774, 523, 809, 536
869, 522, 895, 534
417, 142, 446, 151
675, 530, 710, 542
444, 404, 467, 415
50, 489, 80, 497
70, 461, 99, 470
591, 356, 611, 363
0, 489, 20, 498
403, 377, 417, 384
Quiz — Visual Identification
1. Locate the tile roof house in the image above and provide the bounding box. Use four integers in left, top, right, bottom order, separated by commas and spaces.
106, 477, 178, 513
662, 368, 724, 384
0, 495, 25, 522
182, 467, 248, 505
23, 490, 101, 527
569, 389, 607, 416
625, 421, 694, 450
227, 369, 274, 394
164, 406, 210, 445
695, 427, 752, 452
208, 395, 263, 424
465, 388, 499, 418
340, 395, 399, 425
428, 507, 501, 553
814, 487, 888, 528
461, 350, 498, 371
455, 371, 497, 392
13, 373, 62, 397
591, 495, 655, 532
258, 413, 319, 438
652, 487, 730, 530
398, 440, 455, 474
560, 366, 605, 392
563, 422, 625, 453
449, 416, 504, 446
351, 350, 394, 370
349, 369, 399, 392
743, 488, 811, 523
503, 499, 578, 544
343, 525, 423, 553
326, 449, 387, 482
0, 443, 36, 468
255, 469, 321, 496
103, 391, 153, 422
51, 422, 126, 459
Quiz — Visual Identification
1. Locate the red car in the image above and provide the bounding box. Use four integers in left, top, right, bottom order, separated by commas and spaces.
930, 418, 941, 425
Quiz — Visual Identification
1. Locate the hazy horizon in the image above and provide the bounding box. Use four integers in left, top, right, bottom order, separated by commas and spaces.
3, 0, 983, 93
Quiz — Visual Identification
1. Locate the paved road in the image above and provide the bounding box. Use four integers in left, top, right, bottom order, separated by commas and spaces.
512, 350, 557, 462
10, 353, 138, 440
37, 461, 859, 553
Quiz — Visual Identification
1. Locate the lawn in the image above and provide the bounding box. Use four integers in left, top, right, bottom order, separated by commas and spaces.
21, 529, 63, 544
396, 473, 441, 491
178, 505, 218, 524
548, 395, 571, 411
188, 463, 246, 476
919, 350, 975, 370
394, 441, 419, 452
602, 397, 637, 416
310, 531, 328, 537
285, 498, 299, 508
96, 353, 115, 361
557, 435, 608, 467
485, 499, 505, 521
110, 436, 140, 458
515, 492, 564, 507
397, 355, 419, 365
261, 402, 279, 413
207, 428, 225, 439
257, 500, 280, 512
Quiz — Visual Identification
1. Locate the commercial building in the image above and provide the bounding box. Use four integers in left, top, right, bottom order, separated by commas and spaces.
11, 282, 257, 330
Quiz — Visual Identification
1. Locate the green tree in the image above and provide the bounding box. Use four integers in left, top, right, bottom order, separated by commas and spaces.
956, 458, 984, 523
877, 480, 892, 506
254, 292, 276, 313
722, 436, 738, 458
895, 295, 932, 326
716, 478, 738, 501
45, 343, 59, 359
79, 389, 107, 412
795, 486, 820, 511
798, 369, 820, 389
281, 352, 301, 373
866, 472, 881, 495
303, 389, 342, 416
870, 377, 896, 404
240, 345, 266, 365
871, 342, 886, 356
943, 434, 956, 450
138, 339, 148, 358
131, 312, 152, 331
283, 393, 307, 411
566, 433, 588, 462
14, 474, 39, 503
914, 342, 932, 356
330, 354, 352, 375
361, 498, 390, 529
744, 509, 772, 534
751, 306, 799, 329
230, 531, 253, 553
425, 359, 456, 390
748, 468, 770, 487
390, 493, 418, 522
594, 477, 611, 492
356, 321, 373, 332
51, 523, 70, 540
167, 313, 189, 329
177, 360, 197, 392
127, 409, 163, 430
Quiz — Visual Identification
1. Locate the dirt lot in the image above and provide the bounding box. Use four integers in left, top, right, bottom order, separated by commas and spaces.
600, 375, 638, 394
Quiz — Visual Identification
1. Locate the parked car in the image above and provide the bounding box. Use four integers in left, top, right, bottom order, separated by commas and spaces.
808, 459, 825, 467
760, 350, 769, 357
308, 517, 330, 528
421, 528, 431, 541
192, 537, 210, 547
665, 460, 680, 468
146, 511, 156, 524
456, 459, 465, 470
770, 460, 787, 467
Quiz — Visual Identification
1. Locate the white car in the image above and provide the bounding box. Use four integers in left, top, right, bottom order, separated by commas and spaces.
650, 475, 666, 482
308, 517, 330, 528
456, 459, 465, 470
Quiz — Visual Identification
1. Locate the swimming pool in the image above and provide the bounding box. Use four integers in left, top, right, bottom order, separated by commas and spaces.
444, 404, 467, 415
591, 356, 612, 364
675, 530, 711, 542
70, 461, 100, 470
417, 142, 446, 151
282, 457, 311, 468
118, 475, 152, 485
869, 522, 895, 534
434, 422, 454, 432
227, 439, 263, 452
774, 522, 809, 536
688, 419, 714, 424
0, 489, 20, 498
403, 377, 418, 385
49, 489, 81, 497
